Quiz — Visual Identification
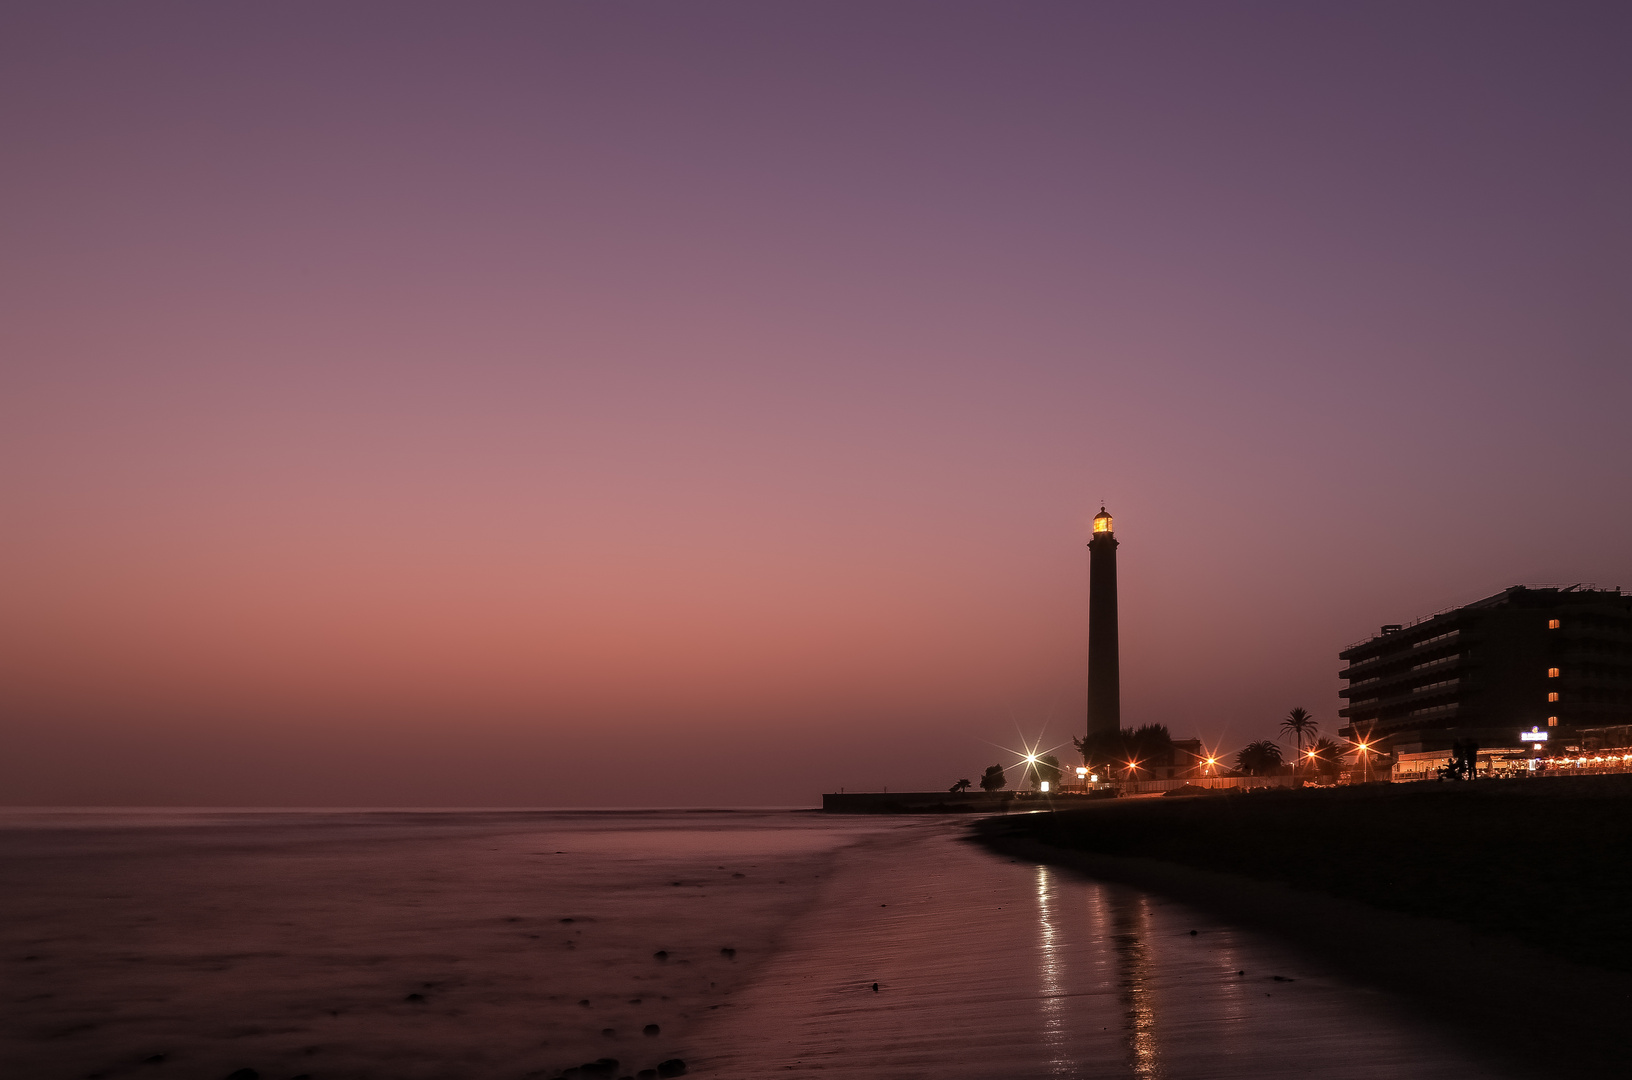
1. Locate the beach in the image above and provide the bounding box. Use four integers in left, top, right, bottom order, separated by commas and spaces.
5, 808, 1513, 1079
975, 780, 1632, 1078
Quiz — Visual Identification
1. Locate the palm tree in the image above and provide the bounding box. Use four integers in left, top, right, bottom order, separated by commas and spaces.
1236, 740, 1284, 776
949, 778, 972, 793
1306, 738, 1344, 779
1280, 707, 1318, 770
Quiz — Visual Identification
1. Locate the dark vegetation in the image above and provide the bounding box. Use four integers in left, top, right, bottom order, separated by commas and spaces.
978, 764, 1007, 791
1278, 706, 1318, 755
1072, 723, 1174, 770
1025, 754, 1062, 789
1234, 739, 1283, 775
1305, 736, 1344, 778
976, 775, 1632, 974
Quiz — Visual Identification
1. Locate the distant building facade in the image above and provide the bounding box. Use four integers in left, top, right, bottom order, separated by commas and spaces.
1338, 585, 1632, 755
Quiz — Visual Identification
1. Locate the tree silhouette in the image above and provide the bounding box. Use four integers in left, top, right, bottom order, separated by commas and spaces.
1236, 740, 1284, 776
1075, 725, 1175, 778
1125, 725, 1173, 774
949, 778, 972, 793
1025, 754, 1062, 789
978, 764, 1007, 792
1280, 708, 1319, 767
1306, 737, 1344, 778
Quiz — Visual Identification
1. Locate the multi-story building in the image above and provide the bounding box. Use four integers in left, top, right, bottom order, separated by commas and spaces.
1338, 585, 1632, 755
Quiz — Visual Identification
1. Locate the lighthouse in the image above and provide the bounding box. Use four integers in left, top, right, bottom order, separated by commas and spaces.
1085, 507, 1121, 745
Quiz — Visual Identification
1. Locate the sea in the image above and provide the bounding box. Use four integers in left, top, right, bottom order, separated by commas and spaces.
1, 808, 1506, 1079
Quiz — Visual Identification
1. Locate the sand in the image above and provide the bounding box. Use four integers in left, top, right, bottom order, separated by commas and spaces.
976, 782, 1632, 1078
690, 817, 1505, 1078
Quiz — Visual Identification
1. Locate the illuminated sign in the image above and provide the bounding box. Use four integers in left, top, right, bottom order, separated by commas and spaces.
1520, 728, 1549, 742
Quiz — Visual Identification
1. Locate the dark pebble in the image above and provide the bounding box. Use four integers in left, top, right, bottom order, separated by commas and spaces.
656, 1060, 687, 1077
142, 1054, 166, 1064
643, 1024, 660, 1036
579, 999, 591, 1007
223, 1071, 259, 1080
561, 917, 575, 923
1273, 975, 1295, 982
1237, 970, 1245, 976
602, 1027, 616, 1036
1189, 930, 1198, 936
719, 947, 735, 958
637, 1072, 657, 1080
405, 993, 425, 1003
872, 982, 879, 992
731, 872, 745, 878
669, 881, 681, 887
653, 950, 668, 961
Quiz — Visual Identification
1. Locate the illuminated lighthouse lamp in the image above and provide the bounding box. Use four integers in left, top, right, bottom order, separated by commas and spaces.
1092, 508, 1113, 534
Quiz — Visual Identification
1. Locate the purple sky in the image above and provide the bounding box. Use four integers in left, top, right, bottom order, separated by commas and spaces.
3, 2, 1629, 805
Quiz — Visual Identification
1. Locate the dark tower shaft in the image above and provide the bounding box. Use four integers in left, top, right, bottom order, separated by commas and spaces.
1086, 508, 1121, 744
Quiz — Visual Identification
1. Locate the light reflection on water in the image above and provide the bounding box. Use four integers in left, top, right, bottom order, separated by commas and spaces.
1035, 865, 1067, 1073
687, 818, 1509, 1078
1107, 887, 1162, 1079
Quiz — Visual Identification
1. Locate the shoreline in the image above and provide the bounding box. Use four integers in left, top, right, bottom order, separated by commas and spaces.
972, 787, 1632, 1078
691, 817, 1503, 1078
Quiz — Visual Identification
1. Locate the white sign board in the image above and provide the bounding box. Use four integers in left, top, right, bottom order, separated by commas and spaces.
1520, 730, 1549, 742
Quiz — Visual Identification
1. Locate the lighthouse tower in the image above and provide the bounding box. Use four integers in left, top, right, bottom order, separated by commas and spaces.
1086, 507, 1121, 745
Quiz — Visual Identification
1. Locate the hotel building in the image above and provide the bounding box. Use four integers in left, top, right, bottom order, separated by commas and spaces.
1338, 585, 1632, 755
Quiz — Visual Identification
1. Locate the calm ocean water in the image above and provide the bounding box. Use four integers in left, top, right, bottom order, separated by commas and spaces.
1, 810, 1505, 1079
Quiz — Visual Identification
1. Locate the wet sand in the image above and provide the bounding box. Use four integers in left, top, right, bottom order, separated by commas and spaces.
5, 809, 1519, 1079
976, 783, 1632, 1077
691, 818, 1508, 1079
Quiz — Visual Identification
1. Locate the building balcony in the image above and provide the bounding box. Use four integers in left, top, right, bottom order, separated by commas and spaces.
1340, 685, 1464, 721
1341, 656, 1471, 700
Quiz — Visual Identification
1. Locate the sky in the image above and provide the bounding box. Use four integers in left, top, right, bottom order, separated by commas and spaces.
3, 2, 1629, 806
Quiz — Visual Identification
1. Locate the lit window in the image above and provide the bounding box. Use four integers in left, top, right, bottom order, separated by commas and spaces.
1548, 667, 1560, 678
1548, 716, 1558, 727
1548, 692, 1559, 702
1548, 619, 1560, 629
